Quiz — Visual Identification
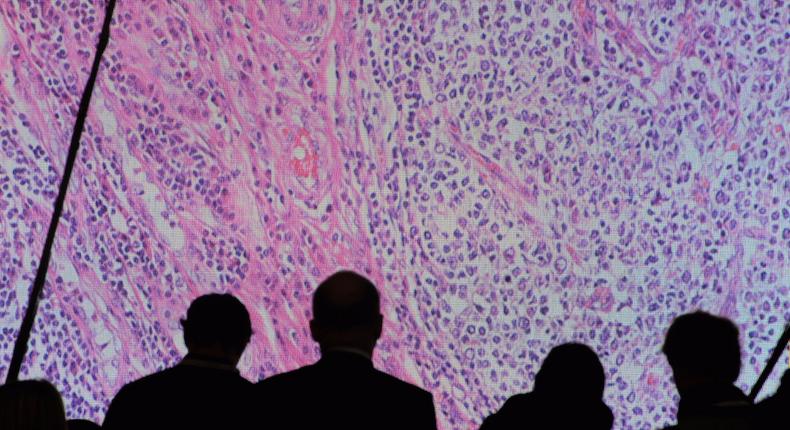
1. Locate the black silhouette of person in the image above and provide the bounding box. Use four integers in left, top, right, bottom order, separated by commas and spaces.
256, 270, 438, 430
479, 342, 614, 430
102, 293, 254, 430
0, 379, 67, 430
67, 419, 101, 430
756, 368, 790, 429
661, 311, 756, 430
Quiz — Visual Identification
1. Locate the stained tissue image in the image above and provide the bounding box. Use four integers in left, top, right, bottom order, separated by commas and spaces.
0, 0, 788, 428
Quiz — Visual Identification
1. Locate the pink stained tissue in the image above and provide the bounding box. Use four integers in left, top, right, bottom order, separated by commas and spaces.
1, 1, 789, 429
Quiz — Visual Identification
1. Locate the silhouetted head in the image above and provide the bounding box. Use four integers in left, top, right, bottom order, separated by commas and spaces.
310, 271, 383, 357
534, 343, 606, 400
662, 311, 741, 394
180, 293, 253, 365
0, 379, 66, 430
67, 419, 101, 430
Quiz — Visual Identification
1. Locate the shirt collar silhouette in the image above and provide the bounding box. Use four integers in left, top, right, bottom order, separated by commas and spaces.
318, 348, 376, 370
677, 382, 750, 421
323, 346, 372, 361
179, 353, 239, 373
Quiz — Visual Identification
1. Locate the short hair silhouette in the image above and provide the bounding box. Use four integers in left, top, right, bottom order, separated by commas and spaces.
67, 419, 101, 430
180, 293, 252, 353
662, 310, 741, 384
102, 295, 253, 430
312, 271, 381, 328
534, 343, 606, 399
0, 379, 67, 430
257, 271, 437, 430
479, 342, 612, 430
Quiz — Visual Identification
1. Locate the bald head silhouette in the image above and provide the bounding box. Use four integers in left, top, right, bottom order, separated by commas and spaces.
310, 271, 383, 356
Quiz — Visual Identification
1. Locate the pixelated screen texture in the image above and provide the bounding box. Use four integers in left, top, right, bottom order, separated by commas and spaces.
1, 1, 788, 429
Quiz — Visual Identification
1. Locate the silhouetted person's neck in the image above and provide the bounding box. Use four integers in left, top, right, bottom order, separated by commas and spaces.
322, 345, 373, 361
674, 373, 736, 398
677, 379, 744, 407
181, 353, 237, 372
182, 343, 242, 368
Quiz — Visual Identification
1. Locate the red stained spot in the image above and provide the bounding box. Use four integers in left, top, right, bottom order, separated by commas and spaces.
592, 286, 614, 312
693, 191, 708, 206
693, 177, 710, 206
647, 373, 658, 386
289, 128, 318, 178
290, 153, 318, 178
567, 244, 582, 265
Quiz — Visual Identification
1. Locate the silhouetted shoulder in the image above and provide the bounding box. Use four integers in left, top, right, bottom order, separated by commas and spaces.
479, 393, 535, 430
104, 365, 252, 430
498, 392, 533, 410
113, 366, 179, 394
113, 365, 251, 398
481, 392, 613, 430
105, 368, 172, 409
256, 362, 319, 388
256, 358, 437, 430
372, 366, 433, 395
258, 362, 431, 400
103, 371, 168, 429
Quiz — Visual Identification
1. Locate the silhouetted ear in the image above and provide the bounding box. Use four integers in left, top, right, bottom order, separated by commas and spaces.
373, 313, 383, 340
180, 318, 193, 349
309, 319, 323, 343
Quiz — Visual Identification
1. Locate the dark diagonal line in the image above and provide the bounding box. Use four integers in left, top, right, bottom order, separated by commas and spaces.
5, 0, 118, 383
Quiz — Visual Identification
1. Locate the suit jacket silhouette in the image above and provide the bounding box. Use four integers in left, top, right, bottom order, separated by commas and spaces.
756, 369, 789, 429
102, 354, 252, 430
256, 349, 437, 430
479, 392, 613, 430
662, 383, 756, 430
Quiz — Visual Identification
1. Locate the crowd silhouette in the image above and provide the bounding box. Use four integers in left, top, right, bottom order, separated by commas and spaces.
1, 270, 787, 429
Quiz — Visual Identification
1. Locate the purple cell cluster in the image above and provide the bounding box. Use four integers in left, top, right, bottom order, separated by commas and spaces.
0, 1, 788, 429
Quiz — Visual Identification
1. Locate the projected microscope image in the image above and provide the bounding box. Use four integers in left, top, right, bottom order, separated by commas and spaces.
0, 1, 788, 428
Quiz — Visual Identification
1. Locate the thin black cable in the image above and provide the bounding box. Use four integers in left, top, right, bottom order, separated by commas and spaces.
748, 323, 790, 402
5, 0, 117, 384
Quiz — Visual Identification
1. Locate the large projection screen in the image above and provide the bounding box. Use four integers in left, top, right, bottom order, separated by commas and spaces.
1, 1, 788, 428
